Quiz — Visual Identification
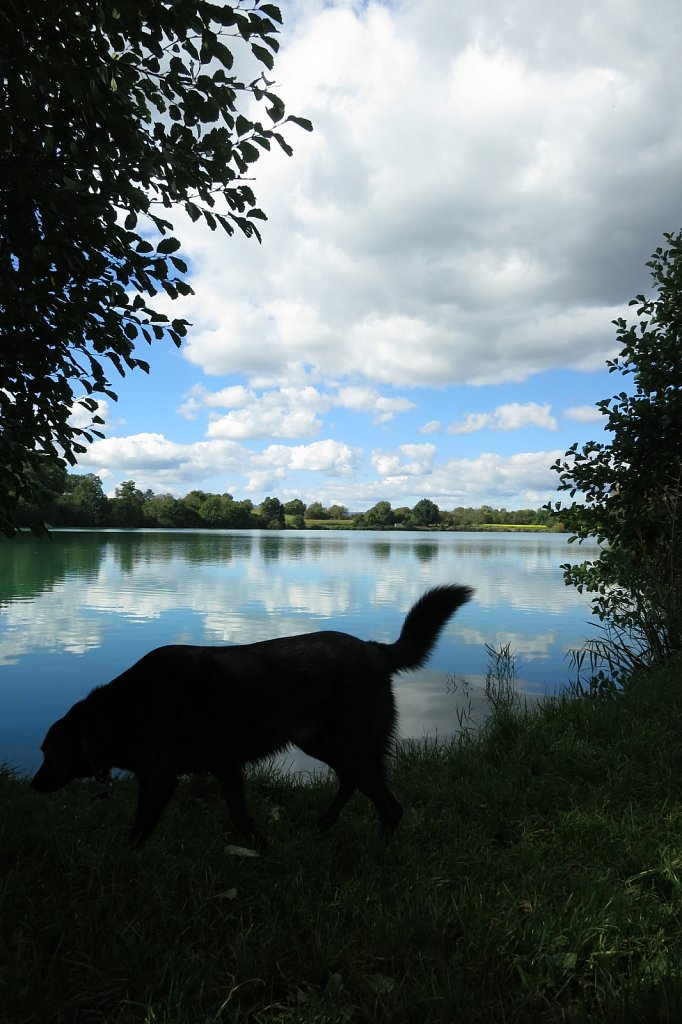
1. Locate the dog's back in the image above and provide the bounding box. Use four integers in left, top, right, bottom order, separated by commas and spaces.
81, 632, 397, 770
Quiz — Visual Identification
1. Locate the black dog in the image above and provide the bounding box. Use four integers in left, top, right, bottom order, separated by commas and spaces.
32, 584, 473, 847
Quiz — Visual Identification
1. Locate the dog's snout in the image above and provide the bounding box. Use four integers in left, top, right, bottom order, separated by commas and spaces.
31, 760, 67, 793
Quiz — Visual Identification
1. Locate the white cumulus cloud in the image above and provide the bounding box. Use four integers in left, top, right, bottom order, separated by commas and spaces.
449, 403, 557, 434
161, 0, 682, 391
371, 443, 437, 478
564, 404, 604, 424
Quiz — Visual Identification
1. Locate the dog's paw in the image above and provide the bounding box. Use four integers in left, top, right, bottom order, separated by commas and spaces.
316, 810, 338, 832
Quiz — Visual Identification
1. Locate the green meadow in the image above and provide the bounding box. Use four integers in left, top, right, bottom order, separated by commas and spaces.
3, 660, 682, 1023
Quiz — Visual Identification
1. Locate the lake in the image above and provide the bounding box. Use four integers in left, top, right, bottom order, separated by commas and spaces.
0, 528, 600, 776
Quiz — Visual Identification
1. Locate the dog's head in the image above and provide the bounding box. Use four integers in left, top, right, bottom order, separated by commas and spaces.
31, 703, 97, 792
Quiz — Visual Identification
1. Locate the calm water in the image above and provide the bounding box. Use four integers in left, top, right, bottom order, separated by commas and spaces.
0, 529, 600, 775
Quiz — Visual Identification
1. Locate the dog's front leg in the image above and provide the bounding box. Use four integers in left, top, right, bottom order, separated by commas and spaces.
213, 766, 267, 849
129, 770, 178, 848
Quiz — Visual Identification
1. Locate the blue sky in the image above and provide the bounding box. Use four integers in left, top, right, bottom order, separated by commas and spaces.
74, 0, 682, 513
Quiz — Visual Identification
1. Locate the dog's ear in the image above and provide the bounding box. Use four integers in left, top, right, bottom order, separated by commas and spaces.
57, 703, 97, 778
32, 708, 92, 791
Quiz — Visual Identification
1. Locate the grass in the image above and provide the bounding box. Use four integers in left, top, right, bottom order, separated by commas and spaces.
301, 519, 355, 530
3, 660, 682, 1023
476, 523, 549, 531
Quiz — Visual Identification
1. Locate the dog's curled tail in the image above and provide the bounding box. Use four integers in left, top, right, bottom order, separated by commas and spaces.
384, 584, 473, 673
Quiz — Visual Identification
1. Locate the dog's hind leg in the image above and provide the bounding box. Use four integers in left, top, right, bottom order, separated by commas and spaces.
316, 776, 356, 832
213, 766, 267, 848
356, 766, 403, 832
294, 737, 357, 831
130, 770, 178, 848
313, 755, 402, 833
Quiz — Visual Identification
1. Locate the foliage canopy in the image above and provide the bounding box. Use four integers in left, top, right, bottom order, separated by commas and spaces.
0, 0, 311, 536
550, 231, 682, 670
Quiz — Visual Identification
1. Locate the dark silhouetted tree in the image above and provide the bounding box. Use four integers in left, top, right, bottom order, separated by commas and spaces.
550, 231, 682, 669
0, 0, 311, 534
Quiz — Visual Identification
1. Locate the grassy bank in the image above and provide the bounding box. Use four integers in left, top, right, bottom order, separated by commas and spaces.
3, 663, 682, 1024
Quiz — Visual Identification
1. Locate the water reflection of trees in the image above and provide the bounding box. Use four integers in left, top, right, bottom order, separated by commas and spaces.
414, 543, 438, 562
371, 543, 392, 560
438, 539, 560, 560
369, 540, 441, 562
0, 531, 598, 611
259, 535, 286, 562
0, 532, 104, 605
0, 532, 450, 604
1, 531, 362, 584
105, 532, 256, 573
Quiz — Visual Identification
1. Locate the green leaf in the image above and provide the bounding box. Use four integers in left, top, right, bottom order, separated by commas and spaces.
213, 7, 237, 27
185, 201, 202, 223
156, 237, 181, 254
239, 141, 260, 163
273, 133, 293, 157
266, 103, 284, 122
183, 38, 200, 61
212, 39, 235, 70
260, 5, 283, 23
251, 44, 275, 70
148, 213, 174, 233
286, 115, 313, 132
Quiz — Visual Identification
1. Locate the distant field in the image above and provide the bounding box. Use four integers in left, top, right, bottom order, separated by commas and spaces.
478, 523, 548, 531
293, 519, 550, 531
303, 519, 355, 529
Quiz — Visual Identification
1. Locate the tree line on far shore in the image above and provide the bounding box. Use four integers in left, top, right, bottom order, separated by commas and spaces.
13, 461, 558, 532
